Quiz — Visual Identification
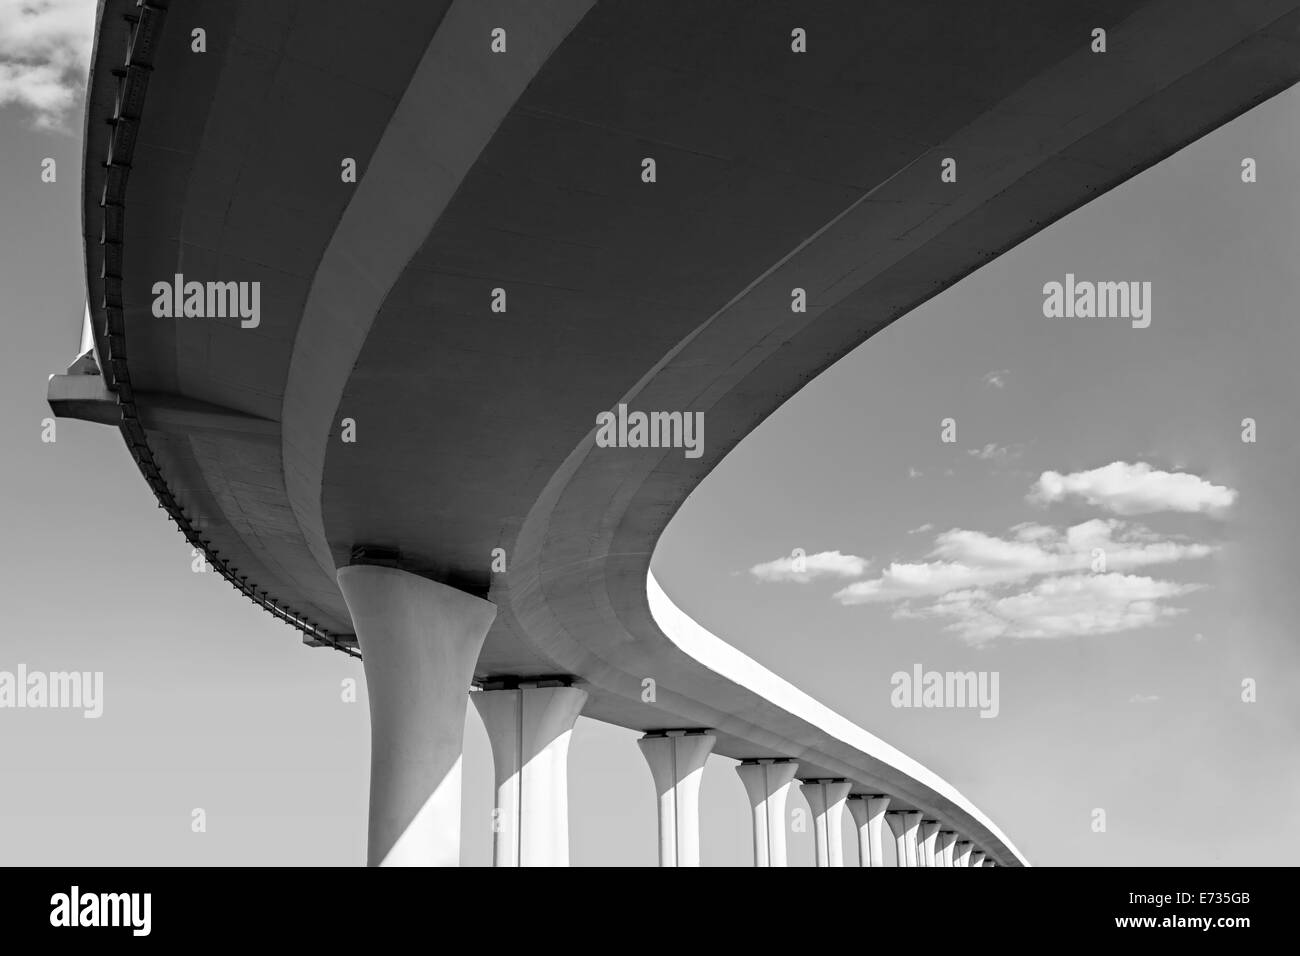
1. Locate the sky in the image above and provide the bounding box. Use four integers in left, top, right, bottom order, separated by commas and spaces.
1, 1, 1297, 866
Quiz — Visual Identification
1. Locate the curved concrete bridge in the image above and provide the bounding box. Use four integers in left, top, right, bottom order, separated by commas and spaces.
49, 0, 1300, 866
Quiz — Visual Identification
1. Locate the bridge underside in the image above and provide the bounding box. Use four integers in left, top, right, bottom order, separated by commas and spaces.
59, 0, 1300, 864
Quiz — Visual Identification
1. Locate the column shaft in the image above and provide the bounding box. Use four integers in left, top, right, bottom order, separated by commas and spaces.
473, 684, 587, 866
918, 820, 940, 867
885, 811, 909, 867
800, 779, 851, 867
638, 731, 715, 866
938, 830, 958, 867
955, 840, 974, 867
902, 811, 923, 866
337, 564, 497, 867
846, 795, 890, 867
736, 760, 798, 866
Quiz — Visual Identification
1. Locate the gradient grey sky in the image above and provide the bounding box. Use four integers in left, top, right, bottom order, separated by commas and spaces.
2, 2, 1296, 865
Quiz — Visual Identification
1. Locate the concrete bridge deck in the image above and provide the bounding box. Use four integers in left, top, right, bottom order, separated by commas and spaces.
49, 0, 1300, 865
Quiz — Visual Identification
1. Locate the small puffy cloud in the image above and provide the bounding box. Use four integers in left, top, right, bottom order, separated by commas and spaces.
1029, 461, 1236, 517
907, 467, 923, 479
749, 549, 870, 584
907, 523, 934, 535
983, 370, 1010, 389
0, 0, 95, 130
1129, 694, 1161, 704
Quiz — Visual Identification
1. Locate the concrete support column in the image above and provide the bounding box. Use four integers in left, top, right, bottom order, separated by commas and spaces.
955, 840, 974, 867
846, 794, 890, 867
735, 759, 798, 867
918, 820, 940, 867
970, 850, 986, 868
902, 811, 923, 866
638, 730, 715, 866
472, 683, 587, 867
799, 779, 851, 867
336, 564, 497, 867
938, 830, 958, 867
883, 810, 913, 866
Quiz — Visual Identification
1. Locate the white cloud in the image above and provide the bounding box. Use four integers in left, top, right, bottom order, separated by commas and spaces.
0, 0, 96, 130
907, 467, 923, 479
749, 549, 870, 584
898, 573, 1201, 644
1029, 461, 1236, 517
1129, 693, 1161, 704
906, 523, 934, 535
832, 514, 1214, 644
983, 370, 1010, 389
833, 519, 1213, 605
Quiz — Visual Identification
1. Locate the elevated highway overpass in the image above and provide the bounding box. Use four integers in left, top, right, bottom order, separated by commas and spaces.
48, 0, 1300, 865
